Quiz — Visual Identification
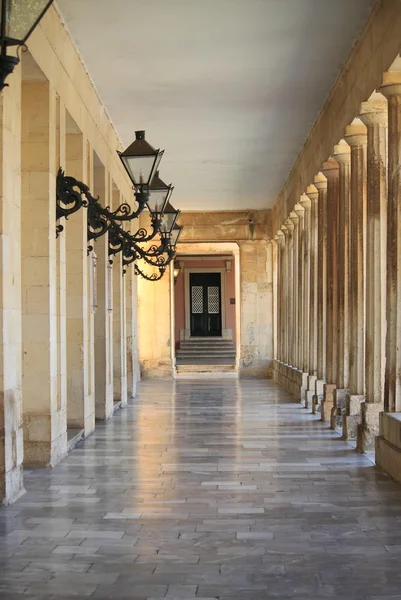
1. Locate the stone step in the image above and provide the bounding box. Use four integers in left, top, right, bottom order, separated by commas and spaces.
179, 344, 234, 350
179, 342, 234, 348
176, 352, 236, 359
179, 348, 234, 353
175, 363, 237, 379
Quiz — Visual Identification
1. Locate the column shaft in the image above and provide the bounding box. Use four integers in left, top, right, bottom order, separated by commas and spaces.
320, 160, 340, 421
331, 142, 351, 429
382, 80, 401, 412
313, 174, 328, 413
343, 122, 367, 439
358, 94, 388, 451
290, 214, 300, 369
305, 186, 319, 409
295, 203, 307, 401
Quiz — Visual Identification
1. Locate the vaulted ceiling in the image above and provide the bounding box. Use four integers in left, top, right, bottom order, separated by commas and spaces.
56, 0, 375, 211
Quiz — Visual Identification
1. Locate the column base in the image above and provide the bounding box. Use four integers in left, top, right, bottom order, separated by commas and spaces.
330, 388, 348, 430
306, 375, 317, 410
273, 361, 305, 400
357, 402, 383, 452
321, 383, 336, 422
376, 412, 401, 483
24, 435, 68, 468
342, 394, 364, 440
299, 372, 309, 406
312, 379, 325, 414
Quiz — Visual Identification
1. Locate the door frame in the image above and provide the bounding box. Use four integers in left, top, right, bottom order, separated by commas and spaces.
184, 268, 227, 338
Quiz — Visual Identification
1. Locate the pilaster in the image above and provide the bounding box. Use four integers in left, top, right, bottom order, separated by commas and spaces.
0, 60, 24, 502
94, 165, 114, 421
21, 81, 67, 466
65, 129, 94, 436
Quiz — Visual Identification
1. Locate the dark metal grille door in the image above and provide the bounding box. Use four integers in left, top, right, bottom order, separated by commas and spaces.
191, 286, 203, 313
190, 273, 222, 336
208, 286, 219, 314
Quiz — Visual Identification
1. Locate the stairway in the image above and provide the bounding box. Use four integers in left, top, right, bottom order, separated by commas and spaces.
175, 338, 237, 377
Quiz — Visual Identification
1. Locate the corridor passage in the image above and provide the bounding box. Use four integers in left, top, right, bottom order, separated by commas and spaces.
1, 380, 401, 599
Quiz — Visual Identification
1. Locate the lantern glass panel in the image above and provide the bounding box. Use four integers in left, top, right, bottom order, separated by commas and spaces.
161, 211, 176, 234
147, 189, 168, 216
120, 154, 161, 187
3, 0, 53, 44
170, 225, 182, 247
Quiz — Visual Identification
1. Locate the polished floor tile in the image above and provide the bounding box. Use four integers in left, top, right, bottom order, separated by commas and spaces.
1, 379, 401, 598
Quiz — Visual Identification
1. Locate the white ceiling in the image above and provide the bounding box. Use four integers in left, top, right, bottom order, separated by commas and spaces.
56, 0, 374, 211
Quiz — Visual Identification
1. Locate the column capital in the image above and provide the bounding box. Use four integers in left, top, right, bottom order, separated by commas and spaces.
321, 157, 339, 180
360, 92, 387, 126
345, 119, 367, 148
333, 139, 351, 165
313, 172, 327, 191
305, 184, 318, 203
299, 193, 312, 210
295, 202, 305, 219
381, 70, 401, 98
285, 218, 295, 232
289, 211, 299, 226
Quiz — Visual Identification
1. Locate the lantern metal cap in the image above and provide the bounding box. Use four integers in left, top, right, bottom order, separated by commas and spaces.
119, 130, 160, 158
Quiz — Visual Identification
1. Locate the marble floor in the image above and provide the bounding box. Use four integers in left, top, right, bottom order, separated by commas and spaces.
1, 380, 401, 599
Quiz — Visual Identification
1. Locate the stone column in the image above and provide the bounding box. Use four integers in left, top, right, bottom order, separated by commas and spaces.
358, 93, 388, 451
343, 120, 367, 438
284, 219, 294, 368
305, 185, 319, 409
281, 225, 290, 365
313, 173, 328, 413
290, 213, 300, 372
299, 194, 312, 406
277, 229, 286, 364
320, 158, 340, 422
272, 237, 278, 362
331, 141, 351, 430
382, 77, 401, 413
0, 60, 24, 502
295, 203, 307, 399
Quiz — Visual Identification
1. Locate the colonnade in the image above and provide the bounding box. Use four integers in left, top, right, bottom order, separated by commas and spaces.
273, 61, 401, 459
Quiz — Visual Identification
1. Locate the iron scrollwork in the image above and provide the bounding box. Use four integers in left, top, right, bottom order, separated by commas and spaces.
56, 169, 89, 236
56, 168, 180, 282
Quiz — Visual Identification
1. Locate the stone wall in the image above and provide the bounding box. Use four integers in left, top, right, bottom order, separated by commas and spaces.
138, 212, 275, 378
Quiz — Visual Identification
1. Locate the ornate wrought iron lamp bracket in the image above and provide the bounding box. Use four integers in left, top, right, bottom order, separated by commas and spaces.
56, 168, 180, 282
